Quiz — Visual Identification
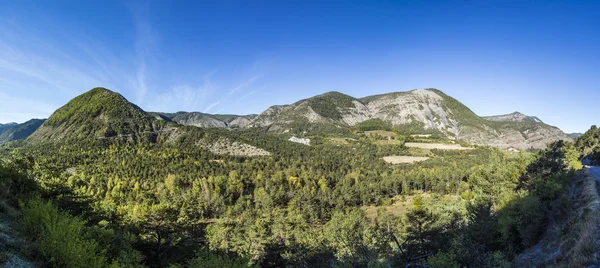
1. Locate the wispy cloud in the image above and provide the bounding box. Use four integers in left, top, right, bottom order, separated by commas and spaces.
130, 13, 159, 105
148, 71, 217, 112
0, 8, 266, 123
203, 101, 221, 113
239, 90, 257, 101
227, 75, 262, 97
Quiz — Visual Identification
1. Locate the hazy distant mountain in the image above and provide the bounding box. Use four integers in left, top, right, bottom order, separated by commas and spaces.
0, 119, 45, 144
151, 112, 258, 128
249, 88, 571, 149
0, 122, 18, 135
568, 133, 583, 139
151, 112, 227, 128
483, 112, 545, 124
213, 114, 258, 128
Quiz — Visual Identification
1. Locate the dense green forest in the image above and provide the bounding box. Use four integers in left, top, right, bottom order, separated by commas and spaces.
0, 123, 584, 267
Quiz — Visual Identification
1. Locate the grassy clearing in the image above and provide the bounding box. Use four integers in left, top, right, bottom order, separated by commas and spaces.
383, 156, 429, 164
362, 193, 464, 220
373, 140, 403, 145
363, 195, 415, 219
326, 137, 355, 145
410, 134, 432, 138
405, 142, 473, 150
365, 130, 397, 137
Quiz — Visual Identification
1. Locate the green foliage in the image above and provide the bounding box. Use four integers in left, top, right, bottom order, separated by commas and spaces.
426, 252, 460, 268
29, 87, 167, 143
306, 91, 357, 120
0, 155, 37, 203
324, 209, 389, 265
0, 106, 583, 267
19, 198, 108, 268
576, 125, 600, 161
187, 250, 255, 268
528, 140, 581, 175
497, 195, 546, 254
353, 119, 393, 132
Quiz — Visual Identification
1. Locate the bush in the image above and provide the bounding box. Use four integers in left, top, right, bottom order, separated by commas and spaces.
188, 249, 255, 268
498, 195, 546, 254
20, 198, 108, 268
427, 252, 460, 268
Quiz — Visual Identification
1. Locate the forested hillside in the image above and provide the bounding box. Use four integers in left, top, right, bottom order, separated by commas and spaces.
0, 88, 588, 267
0, 119, 45, 144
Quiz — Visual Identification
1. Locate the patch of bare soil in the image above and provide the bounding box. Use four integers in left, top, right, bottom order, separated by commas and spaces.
405, 142, 473, 150
383, 156, 429, 164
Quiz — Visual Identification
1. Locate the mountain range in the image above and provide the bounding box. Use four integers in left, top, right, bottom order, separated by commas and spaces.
1, 87, 572, 149
248, 89, 571, 149
150, 112, 257, 128
0, 119, 45, 144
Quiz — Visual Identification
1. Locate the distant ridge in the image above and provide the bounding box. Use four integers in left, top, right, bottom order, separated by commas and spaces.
0, 119, 45, 144
483, 112, 545, 124
20, 87, 571, 150
247, 88, 571, 149
150, 112, 257, 128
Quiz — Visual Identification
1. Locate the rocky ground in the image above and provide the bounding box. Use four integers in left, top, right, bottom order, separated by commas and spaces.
0, 205, 36, 268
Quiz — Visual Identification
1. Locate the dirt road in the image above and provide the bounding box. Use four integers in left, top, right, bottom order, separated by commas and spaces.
587, 166, 600, 181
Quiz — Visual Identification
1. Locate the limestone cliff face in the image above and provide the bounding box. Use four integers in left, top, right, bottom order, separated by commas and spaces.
246, 89, 571, 149
459, 124, 572, 149
170, 112, 227, 128
483, 112, 543, 123
151, 112, 257, 129
362, 89, 461, 137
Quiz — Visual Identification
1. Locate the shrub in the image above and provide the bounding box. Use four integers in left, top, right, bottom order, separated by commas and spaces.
187, 249, 255, 268
20, 198, 108, 268
498, 195, 545, 254
426, 252, 460, 268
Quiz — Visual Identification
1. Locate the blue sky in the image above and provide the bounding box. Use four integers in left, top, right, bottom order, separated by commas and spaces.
0, 0, 598, 133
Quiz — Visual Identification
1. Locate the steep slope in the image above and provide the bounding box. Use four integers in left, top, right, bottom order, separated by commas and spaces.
483, 112, 544, 123
360, 89, 469, 136
0, 123, 17, 134
0, 119, 45, 144
213, 114, 258, 128
154, 112, 227, 128
151, 112, 257, 128
28, 87, 167, 143
250, 91, 369, 134
476, 112, 571, 149
25, 88, 270, 156
248, 88, 571, 149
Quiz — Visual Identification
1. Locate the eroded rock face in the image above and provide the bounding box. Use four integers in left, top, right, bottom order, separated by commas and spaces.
289, 136, 310, 145
246, 88, 571, 149
229, 116, 254, 128
460, 125, 573, 149
250, 105, 289, 128
172, 113, 227, 128
365, 89, 461, 137
339, 101, 371, 126
196, 138, 271, 156
483, 112, 543, 123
